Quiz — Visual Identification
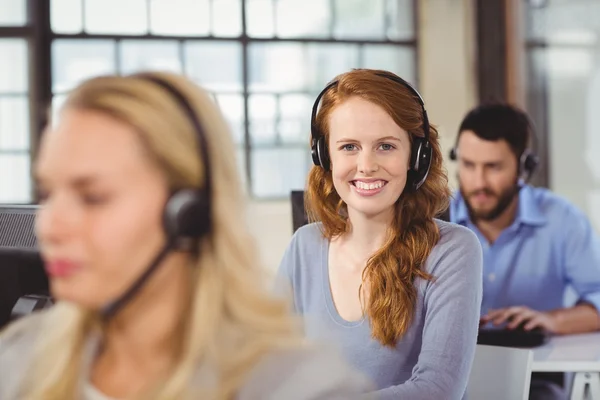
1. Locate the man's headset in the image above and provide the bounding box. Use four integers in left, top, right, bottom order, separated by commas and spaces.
310, 71, 432, 191
101, 75, 212, 319
448, 118, 540, 182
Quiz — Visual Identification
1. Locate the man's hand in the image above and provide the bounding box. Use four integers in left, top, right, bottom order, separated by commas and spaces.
481, 306, 559, 333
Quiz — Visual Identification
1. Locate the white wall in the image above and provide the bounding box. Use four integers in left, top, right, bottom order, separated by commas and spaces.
419, 0, 477, 190
248, 0, 478, 273
246, 199, 293, 274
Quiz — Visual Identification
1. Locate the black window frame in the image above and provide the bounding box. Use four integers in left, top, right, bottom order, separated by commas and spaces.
20, 0, 419, 201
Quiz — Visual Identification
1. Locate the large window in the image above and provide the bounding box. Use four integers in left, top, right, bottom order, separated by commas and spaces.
524, 0, 600, 230
4, 0, 417, 202
0, 0, 30, 203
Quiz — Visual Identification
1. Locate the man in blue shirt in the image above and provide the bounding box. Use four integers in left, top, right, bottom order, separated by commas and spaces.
449, 103, 600, 399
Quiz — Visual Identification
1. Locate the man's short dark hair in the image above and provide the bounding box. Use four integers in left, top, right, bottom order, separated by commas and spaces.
458, 103, 531, 158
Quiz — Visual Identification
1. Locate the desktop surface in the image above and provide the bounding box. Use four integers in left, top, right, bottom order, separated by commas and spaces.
532, 332, 600, 372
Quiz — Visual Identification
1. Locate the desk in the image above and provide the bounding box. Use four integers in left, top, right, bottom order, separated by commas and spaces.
533, 332, 600, 399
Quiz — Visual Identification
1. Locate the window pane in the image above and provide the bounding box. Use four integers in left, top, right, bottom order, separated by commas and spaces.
276, 0, 330, 38
528, 46, 600, 230
0, 0, 26, 25
278, 94, 312, 145
236, 147, 247, 192
386, 0, 415, 40
85, 0, 147, 34
249, 94, 276, 145
215, 94, 244, 145
246, 0, 275, 38
0, 39, 28, 93
524, 1, 600, 231
525, 0, 600, 43
212, 0, 242, 37
149, 0, 210, 36
249, 43, 304, 92
52, 40, 116, 93
0, 154, 30, 203
545, 47, 593, 77
0, 97, 29, 150
51, 0, 83, 33
249, 43, 358, 93
250, 148, 309, 198
305, 44, 360, 88
119, 41, 182, 75
184, 41, 242, 92
361, 45, 416, 84
51, 94, 67, 126
334, 0, 385, 39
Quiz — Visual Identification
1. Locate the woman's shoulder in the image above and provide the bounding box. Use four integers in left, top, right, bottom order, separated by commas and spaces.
278, 222, 327, 277
289, 222, 327, 250
237, 343, 373, 400
0, 311, 49, 399
0, 310, 47, 355
433, 219, 482, 257
435, 219, 479, 245
425, 219, 483, 276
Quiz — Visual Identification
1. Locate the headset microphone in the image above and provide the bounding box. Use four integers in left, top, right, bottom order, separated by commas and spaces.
100, 242, 174, 319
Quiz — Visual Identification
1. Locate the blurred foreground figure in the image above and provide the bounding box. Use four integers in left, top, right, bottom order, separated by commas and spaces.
0, 72, 371, 400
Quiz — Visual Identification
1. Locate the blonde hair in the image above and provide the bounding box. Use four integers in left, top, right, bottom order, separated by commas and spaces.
16, 72, 302, 399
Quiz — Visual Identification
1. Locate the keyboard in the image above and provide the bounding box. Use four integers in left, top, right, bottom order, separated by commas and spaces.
477, 326, 551, 348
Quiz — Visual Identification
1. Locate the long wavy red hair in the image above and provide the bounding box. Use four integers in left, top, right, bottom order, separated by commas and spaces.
305, 69, 450, 347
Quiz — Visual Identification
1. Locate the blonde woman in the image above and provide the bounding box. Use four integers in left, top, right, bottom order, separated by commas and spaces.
0, 72, 370, 399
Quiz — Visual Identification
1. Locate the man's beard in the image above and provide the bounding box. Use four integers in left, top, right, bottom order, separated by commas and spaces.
460, 182, 520, 222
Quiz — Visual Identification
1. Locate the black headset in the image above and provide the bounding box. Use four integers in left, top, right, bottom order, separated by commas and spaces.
448, 117, 540, 182
101, 75, 213, 319
142, 75, 212, 246
310, 71, 432, 191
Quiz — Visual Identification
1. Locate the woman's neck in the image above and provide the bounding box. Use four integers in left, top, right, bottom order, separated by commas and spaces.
339, 209, 391, 262
92, 253, 193, 393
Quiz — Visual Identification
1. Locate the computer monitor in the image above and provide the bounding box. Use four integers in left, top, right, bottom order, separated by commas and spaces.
290, 191, 309, 233
0, 205, 50, 328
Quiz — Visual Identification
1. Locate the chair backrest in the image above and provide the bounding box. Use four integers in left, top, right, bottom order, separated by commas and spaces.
467, 344, 533, 400
0, 205, 49, 329
290, 190, 308, 233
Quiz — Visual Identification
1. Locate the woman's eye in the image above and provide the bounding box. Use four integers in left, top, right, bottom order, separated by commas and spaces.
341, 144, 357, 151
38, 190, 50, 203
380, 143, 395, 151
81, 194, 109, 206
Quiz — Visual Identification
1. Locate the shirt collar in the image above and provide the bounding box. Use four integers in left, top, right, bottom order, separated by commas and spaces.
454, 191, 470, 225
453, 184, 546, 227
516, 184, 547, 226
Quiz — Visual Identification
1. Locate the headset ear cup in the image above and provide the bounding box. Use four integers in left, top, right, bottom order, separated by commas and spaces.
317, 137, 331, 171
525, 153, 539, 175
449, 147, 457, 161
519, 150, 539, 181
164, 190, 210, 242
311, 137, 321, 167
409, 139, 432, 191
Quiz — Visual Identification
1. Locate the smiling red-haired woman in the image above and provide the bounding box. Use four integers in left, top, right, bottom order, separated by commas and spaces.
277, 69, 484, 400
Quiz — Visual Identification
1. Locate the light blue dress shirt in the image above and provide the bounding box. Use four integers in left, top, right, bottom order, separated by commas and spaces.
450, 184, 600, 316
